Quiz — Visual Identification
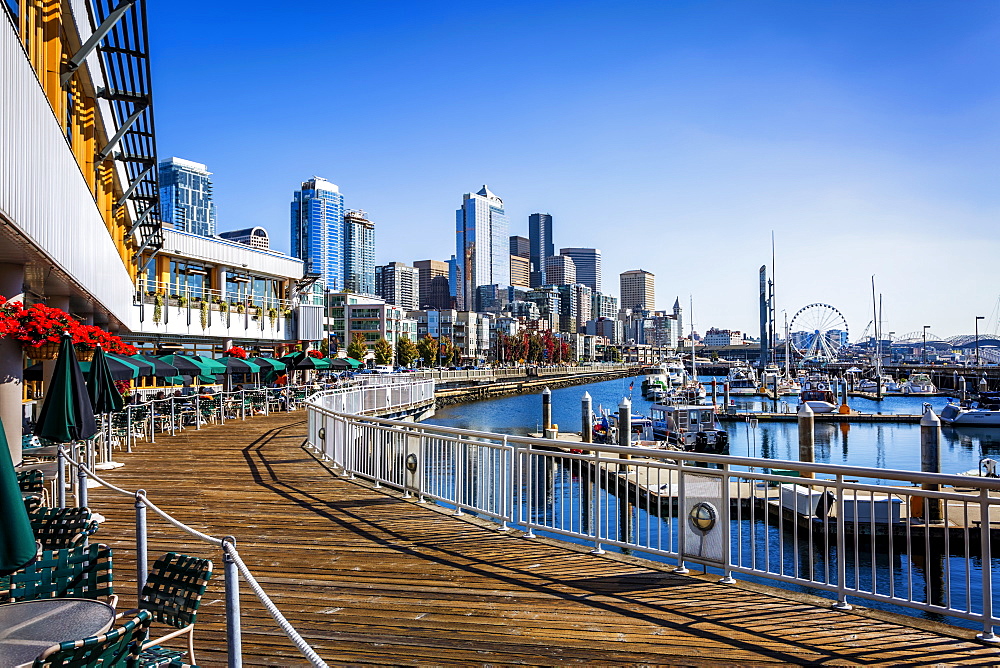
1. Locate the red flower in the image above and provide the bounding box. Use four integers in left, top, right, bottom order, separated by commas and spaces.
224, 346, 248, 359
307, 349, 324, 359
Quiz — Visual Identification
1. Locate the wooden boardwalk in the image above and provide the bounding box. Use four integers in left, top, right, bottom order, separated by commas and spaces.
88, 412, 999, 666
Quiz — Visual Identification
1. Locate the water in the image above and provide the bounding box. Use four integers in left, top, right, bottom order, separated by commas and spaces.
422, 375, 1000, 631
427, 375, 1000, 476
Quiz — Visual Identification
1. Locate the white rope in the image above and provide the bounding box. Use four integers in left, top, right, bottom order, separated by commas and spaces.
223, 543, 329, 668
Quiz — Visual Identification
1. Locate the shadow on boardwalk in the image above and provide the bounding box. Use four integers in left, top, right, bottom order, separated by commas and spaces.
91, 412, 999, 666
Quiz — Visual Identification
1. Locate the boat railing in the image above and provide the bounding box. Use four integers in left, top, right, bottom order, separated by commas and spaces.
305, 381, 1000, 641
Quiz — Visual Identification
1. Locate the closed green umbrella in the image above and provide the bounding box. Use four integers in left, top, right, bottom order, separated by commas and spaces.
34, 333, 97, 443
86, 346, 123, 414
0, 418, 35, 576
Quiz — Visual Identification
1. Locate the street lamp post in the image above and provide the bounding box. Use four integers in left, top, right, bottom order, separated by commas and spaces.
975, 316, 985, 367
922, 325, 930, 365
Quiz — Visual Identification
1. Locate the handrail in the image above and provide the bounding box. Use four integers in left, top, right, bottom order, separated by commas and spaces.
61, 447, 328, 666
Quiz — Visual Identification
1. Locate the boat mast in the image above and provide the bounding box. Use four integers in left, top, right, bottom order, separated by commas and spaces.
689, 295, 696, 383
784, 312, 790, 379
871, 276, 882, 399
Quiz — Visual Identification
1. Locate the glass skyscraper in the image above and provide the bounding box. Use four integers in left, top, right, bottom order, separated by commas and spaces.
344, 210, 375, 294
455, 185, 509, 311
291, 177, 345, 291
528, 213, 553, 287
158, 157, 216, 237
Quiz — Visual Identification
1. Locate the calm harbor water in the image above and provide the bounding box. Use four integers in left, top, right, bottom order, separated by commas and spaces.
426, 376, 1000, 476
422, 375, 1000, 630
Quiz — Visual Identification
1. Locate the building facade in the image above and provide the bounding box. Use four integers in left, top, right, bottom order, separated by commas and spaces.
544, 255, 576, 286
592, 292, 619, 319
510, 254, 530, 289
413, 259, 451, 309
375, 262, 419, 311
218, 227, 269, 250
159, 157, 216, 237
528, 213, 554, 287
455, 185, 509, 311
509, 235, 530, 258
559, 247, 601, 292
343, 210, 375, 294
620, 269, 655, 311
291, 177, 345, 291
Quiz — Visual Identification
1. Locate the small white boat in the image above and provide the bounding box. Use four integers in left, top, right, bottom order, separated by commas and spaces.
898, 373, 936, 395
725, 363, 758, 396
858, 374, 895, 394
941, 393, 1000, 426
799, 374, 838, 413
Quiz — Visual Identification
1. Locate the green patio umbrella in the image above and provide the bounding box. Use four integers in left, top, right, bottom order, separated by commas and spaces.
79, 351, 143, 381
281, 351, 331, 370
0, 417, 36, 576
157, 354, 225, 376
248, 357, 286, 372
34, 333, 97, 443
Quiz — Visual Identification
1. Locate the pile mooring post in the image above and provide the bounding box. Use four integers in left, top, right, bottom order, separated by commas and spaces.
541, 386, 552, 434
921, 405, 942, 522
797, 400, 815, 477
723, 382, 730, 412
618, 398, 631, 471
581, 391, 593, 444
959, 375, 967, 402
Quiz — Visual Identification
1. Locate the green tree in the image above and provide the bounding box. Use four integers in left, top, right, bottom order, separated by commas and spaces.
527, 333, 543, 363
347, 332, 368, 361
396, 335, 418, 368
373, 337, 393, 365
415, 334, 437, 367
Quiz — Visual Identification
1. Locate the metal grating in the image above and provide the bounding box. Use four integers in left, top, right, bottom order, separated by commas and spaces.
86, 0, 162, 256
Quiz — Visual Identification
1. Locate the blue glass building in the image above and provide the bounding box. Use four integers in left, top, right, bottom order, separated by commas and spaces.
344, 210, 375, 294
291, 177, 345, 291
455, 185, 509, 311
158, 157, 216, 237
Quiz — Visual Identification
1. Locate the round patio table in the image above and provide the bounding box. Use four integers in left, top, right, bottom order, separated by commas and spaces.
0, 598, 115, 667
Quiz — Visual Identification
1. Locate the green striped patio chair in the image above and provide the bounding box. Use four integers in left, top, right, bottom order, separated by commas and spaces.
18, 469, 45, 495
10, 543, 117, 609
117, 552, 213, 667
32, 609, 151, 667
29, 507, 100, 550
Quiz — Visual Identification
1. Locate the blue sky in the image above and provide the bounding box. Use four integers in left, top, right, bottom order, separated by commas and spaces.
148, 1, 1000, 340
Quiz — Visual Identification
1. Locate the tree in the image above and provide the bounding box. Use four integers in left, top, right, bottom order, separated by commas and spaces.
373, 337, 393, 366
439, 337, 455, 366
347, 332, 368, 361
415, 334, 437, 367
527, 333, 543, 363
396, 335, 418, 368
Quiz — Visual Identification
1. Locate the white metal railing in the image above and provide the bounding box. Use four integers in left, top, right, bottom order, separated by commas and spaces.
305, 382, 1000, 640
136, 277, 291, 313
409, 363, 636, 383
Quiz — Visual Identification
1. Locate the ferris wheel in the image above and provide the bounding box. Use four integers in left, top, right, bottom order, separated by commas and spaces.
788, 303, 849, 362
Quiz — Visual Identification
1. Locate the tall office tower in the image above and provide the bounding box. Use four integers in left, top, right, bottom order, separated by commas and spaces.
291, 177, 345, 291
528, 213, 553, 287
510, 255, 530, 289
344, 210, 375, 294
375, 262, 420, 311
158, 157, 216, 236
556, 283, 592, 332
559, 247, 601, 292
455, 185, 510, 311
620, 269, 655, 311
413, 259, 451, 309
544, 254, 576, 286
591, 292, 619, 319
509, 235, 530, 258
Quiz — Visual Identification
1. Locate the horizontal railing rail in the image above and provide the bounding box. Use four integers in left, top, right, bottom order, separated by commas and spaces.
305, 382, 1000, 641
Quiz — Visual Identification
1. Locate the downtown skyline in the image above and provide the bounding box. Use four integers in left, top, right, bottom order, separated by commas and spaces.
147, 1, 1000, 339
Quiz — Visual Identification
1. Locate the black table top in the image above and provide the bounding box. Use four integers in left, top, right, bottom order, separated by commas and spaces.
0, 598, 116, 668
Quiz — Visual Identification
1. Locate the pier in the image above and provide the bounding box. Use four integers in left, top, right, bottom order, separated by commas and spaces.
86, 411, 999, 664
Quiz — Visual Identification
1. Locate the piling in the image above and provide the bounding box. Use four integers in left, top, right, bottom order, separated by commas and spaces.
541, 387, 552, 432
711, 379, 717, 406
959, 375, 967, 402
920, 406, 942, 522
723, 382, 730, 411
618, 398, 631, 472
980, 375, 989, 393
797, 401, 815, 478
581, 392, 593, 444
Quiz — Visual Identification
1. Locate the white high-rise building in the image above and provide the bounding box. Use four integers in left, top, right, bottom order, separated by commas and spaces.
375, 262, 420, 311
456, 185, 509, 311
620, 269, 655, 311
544, 255, 576, 286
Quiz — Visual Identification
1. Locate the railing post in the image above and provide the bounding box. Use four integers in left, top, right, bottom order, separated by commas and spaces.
833, 474, 852, 610
76, 445, 88, 508
674, 462, 688, 574
195, 394, 201, 430
170, 398, 176, 436
241, 390, 246, 420
977, 488, 998, 642
56, 446, 66, 508
591, 448, 604, 554
223, 536, 243, 667
719, 463, 736, 584
135, 490, 148, 602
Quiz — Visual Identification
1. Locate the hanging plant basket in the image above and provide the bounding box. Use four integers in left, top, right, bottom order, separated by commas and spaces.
76, 349, 95, 362
28, 341, 60, 360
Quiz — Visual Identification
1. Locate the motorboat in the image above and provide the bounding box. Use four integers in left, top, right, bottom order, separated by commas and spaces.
941, 393, 1000, 426
798, 374, 838, 413
857, 374, 896, 394
898, 373, 936, 395
640, 364, 671, 400
725, 363, 758, 396
647, 403, 729, 453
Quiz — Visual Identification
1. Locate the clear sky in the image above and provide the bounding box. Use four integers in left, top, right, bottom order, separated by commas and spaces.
148, 1, 1000, 341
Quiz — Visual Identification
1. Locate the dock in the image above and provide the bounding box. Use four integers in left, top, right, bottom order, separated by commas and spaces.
719, 411, 925, 423
88, 412, 999, 665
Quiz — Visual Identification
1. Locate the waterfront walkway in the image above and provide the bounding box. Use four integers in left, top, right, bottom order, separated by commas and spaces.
91, 412, 998, 665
